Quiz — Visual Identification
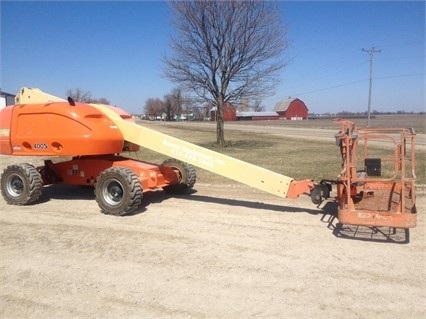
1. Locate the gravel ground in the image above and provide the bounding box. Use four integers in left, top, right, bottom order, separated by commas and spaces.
0, 154, 425, 318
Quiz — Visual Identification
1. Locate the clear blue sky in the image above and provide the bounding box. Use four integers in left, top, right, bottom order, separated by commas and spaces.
1, 1, 424, 114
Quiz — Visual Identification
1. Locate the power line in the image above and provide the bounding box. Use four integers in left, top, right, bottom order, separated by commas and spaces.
282, 61, 369, 92
375, 73, 424, 80
362, 47, 381, 127
277, 73, 423, 99
290, 78, 368, 96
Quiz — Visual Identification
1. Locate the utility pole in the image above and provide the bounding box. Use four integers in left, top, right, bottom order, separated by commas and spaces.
362, 47, 381, 127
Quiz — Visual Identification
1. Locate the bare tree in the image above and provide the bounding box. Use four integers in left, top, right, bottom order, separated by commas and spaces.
251, 99, 265, 112
144, 98, 164, 118
163, 88, 183, 120
65, 88, 92, 102
65, 88, 110, 104
237, 98, 248, 112
90, 97, 111, 105
164, 1, 288, 146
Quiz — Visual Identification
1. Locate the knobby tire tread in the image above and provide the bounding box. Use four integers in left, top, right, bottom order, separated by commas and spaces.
95, 167, 142, 216
162, 159, 196, 194
1, 163, 43, 205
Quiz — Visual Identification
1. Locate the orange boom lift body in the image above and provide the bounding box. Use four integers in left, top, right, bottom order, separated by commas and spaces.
0, 88, 417, 230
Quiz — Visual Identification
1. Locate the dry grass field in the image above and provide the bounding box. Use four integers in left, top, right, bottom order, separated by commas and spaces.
235, 114, 426, 134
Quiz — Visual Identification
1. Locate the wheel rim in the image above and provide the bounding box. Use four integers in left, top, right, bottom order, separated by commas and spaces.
103, 179, 124, 206
7, 175, 24, 197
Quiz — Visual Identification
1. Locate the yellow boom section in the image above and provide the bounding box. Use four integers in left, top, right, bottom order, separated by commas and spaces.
15, 87, 67, 104
93, 104, 294, 198
15, 87, 294, 198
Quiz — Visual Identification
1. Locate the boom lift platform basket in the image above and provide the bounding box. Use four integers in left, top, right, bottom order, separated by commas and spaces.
331, 120, 417, 228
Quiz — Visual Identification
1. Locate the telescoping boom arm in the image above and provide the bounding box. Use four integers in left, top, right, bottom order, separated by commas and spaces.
91, 104, 314, 198
13, 87, 314, 199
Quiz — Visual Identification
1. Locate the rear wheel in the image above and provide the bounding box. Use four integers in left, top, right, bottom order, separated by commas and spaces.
95, 167, 142, 216
1, 163, 43, 205
162, 159, 196, 194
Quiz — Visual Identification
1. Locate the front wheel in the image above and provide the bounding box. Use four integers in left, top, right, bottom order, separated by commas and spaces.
95, 167, 142, 216
1, 163, 43, 205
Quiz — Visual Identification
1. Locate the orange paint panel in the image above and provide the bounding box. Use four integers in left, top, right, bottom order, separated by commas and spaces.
0, 106, 13, 154
7, 102, 124, 156
338, 210, 416, 228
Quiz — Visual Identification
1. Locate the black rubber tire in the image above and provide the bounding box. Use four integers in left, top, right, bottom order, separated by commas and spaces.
310, 187, 323, 205
0, 163, 43, 205
161, 159, 196, 194
310, 183, 331, 205
95, 167, 142, 216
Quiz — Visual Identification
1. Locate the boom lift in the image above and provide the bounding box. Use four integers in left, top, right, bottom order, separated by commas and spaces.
0, 88, 417, 229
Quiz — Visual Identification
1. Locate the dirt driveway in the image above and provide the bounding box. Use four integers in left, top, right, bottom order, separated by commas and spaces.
0, 155, 425, 318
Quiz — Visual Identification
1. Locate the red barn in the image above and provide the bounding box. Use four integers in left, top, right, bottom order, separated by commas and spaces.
210, 103, 237, 121
273, 98, 308, 120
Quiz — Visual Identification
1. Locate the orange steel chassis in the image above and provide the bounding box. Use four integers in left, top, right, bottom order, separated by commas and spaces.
333, 120, 417, 228
40, 155, 180, 192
